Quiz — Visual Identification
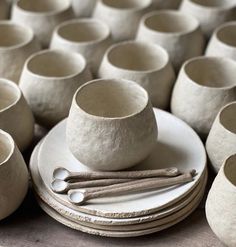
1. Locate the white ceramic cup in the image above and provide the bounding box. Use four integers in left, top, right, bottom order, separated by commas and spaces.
66, 78, 158, 171
0, 0, 9, 19
151, 0, 182, 9
11, 0, 74, 48
93, 0, 152, 42
0, 129, 29, 220
206, 154, 236, 247
50, 18, 112, 76
71, 0, 98, 17
206, 21, 236, 61
0, 78, 34, 151
171, 56, 236, 138
206, 102, 236, 173
19, 49, 92, 128
136, 10, 205, 71
0, 21, 40, 83
98, 41, 175, 109
179, 0, 236, 38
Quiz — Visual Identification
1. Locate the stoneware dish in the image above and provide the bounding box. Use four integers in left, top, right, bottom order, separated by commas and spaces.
171, 56, 236, 138
66, 78, 157, 171
136, 10, 205, 71
11, 0, 74, 47
98, 41, 175, 109
0, 79, 34, 151
19, 49, 92, 128
50, 18, 112, 76
206, 21, 236, 61
179, 0, 236, 38
206, 102, 236, 173
71, 0, 97, 17
206, 154, 236, 247
93, 0, 152, 42
0, 21, 40, 83
0, 129, 28, 220
151, 0, 182, 9
0, 0, 9, 19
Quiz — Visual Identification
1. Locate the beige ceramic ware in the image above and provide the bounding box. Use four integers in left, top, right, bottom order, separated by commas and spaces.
206, 22, 236, 61
0, 79, 34, 151
98, 41, 175, 109
50, 18, 112, 76
66, 79, 157, 171
19, 49, 92, 128
179, 0, 236, 38
0, 21, 40, 83
11, 0, 74, 48
71, 0, 97, 17
0, 0, 9, 19
0, 129, 28, 220
171, 56, 236, 138
206, 154, 236, 247
93, 0, 151, 42
206, 102, 236, 173
136, 10, 205, 71
151, 0, 182, 9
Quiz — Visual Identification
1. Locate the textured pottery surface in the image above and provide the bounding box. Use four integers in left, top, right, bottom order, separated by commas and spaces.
71, 0, 97, 17
66, 79, 157, 171
11, 0, 74, 47
136, 10, 205, 71
180, 0, 236, 38
206, 154, 236, 247
93, 0, 152, 42
0, 21, 40, 83
50, 18, 112, 75
206, 21, 236, 61
171, 56, 236, 138
206, 102, 236, 173
0, 0, 9, 19
0, 130, 28, 220
19, 49, 92, 128
0, 79, 34, 151
98, 41, 175, 109
151, 0, 182, 9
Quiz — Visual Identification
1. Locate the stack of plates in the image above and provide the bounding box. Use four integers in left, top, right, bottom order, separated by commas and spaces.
30, 109, 207, 237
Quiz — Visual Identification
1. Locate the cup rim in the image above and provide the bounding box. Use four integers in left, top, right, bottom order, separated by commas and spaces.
104, 40, 170, 73
222, 154, 236, 190
0, 21, 34, 51
53, 18, 111, 46
24, 49, 87, 80
0, 78, 21, 113
184, 0, 236, 10
72, 78, 150, 120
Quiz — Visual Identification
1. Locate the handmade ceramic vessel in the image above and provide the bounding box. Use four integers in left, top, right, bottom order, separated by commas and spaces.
151, 0, 182, 9
11, 0, 74, 48
206, 154, 236, 247
66, 79, 157, 171
0, 79, 34, 151
0, 129, 28, 220
93, 0, 151, 42
0, 21, 40, 83
0, 0, 9, 19
19, 49, 92, 128
171, 56, 236, 138
98, 41, 175, 109
179, 0, 236, 38
71, 0, 97, 17
206, 102, 236, 173
206, 22, 236, 61
50, 19, 112, 76
136, 10, 205, 71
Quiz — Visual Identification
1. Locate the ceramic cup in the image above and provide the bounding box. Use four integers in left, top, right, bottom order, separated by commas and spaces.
66, 78, 157, 171
0, 0, 9, 19
71, 0, 98, 17
19, 49, 92, 128
0, 129, 28, 220
11, 0, 74, 48
0, 21, 40, 83
151, 0, 182, 9
93, 0, 151, 42
206, 154, 236, 247
171, 56, 236, 138
179, 0, 236, 38
50, 18, 112, 76
206, 22, 236, 61
0, 78, 34, 151
136, 10, 205, 71
206, 102, 236, 173
98, 41, 175, 109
